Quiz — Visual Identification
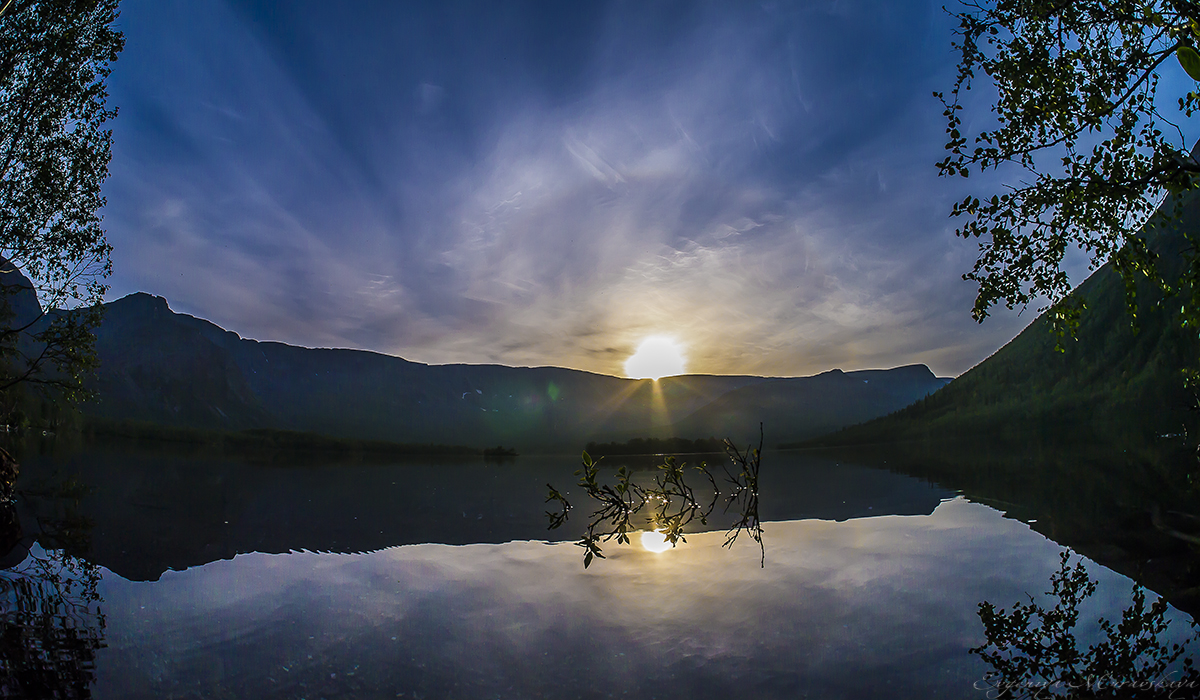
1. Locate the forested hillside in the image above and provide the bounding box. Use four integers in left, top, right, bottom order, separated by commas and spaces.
806, 194, 1200, 447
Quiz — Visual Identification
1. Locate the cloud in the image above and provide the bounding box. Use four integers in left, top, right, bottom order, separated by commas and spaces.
101, 0, 1031, 378
415, 83, 446, 115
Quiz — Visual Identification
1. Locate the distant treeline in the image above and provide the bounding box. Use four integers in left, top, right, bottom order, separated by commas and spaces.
81, 419, 483, 458
584, 437, 726, 456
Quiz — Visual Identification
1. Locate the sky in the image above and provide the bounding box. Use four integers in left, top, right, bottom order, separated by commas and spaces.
100, 0, 1046, 378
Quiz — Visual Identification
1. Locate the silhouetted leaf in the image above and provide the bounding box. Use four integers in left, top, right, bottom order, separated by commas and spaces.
1181, 46, 1200, 81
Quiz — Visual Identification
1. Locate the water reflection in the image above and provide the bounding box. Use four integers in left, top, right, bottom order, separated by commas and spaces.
545, 436, 763, 568
19, 446, 949, 580
972, 552, 1200, 699
640, 529, 672, 553
12, 441, 1197, 697
88, 498, 1183, 699
832, 438, 1200, 618
0, 484, 104, 699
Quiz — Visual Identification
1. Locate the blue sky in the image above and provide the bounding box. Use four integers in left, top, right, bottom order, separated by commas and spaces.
101, 0, 1044, 377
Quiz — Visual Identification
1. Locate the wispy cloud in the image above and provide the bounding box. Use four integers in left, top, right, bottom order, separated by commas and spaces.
101, 0, 1031, 377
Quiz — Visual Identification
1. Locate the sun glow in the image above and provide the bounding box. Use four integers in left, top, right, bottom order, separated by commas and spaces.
624, 336, 687, 380
640, 530, 673, 553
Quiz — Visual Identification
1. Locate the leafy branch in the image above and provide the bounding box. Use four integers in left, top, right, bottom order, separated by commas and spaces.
937, 0, 1200, 343
546, 425, 765, 568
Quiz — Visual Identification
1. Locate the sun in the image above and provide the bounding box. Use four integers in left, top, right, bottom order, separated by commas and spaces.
624, 336, 687, 380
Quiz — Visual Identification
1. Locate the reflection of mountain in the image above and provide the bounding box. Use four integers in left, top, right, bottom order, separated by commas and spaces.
829, 439, 1200, 618
82, 293, 949, 451
21, 449, 952, 582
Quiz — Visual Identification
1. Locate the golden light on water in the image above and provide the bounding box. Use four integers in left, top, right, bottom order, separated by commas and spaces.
640, 530, 673, 553
624, 336, 686, 380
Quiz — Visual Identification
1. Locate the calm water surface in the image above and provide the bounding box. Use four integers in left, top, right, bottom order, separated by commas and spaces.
6, 447, 1193, 698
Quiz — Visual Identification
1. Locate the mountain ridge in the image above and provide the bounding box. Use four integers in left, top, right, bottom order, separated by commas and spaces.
80, 292, 949, 452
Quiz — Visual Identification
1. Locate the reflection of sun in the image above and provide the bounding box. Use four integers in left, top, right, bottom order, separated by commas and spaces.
624, 336, 687, 380
640, 530, 673, 553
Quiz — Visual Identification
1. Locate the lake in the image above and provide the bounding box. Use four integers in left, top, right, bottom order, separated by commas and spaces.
4, 443, 1198, 698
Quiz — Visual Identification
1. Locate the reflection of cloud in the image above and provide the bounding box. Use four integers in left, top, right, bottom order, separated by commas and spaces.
102, 0, 1033, 378
96, 499, 1185, 696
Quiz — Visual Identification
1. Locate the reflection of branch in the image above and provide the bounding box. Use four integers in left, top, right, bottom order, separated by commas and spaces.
0, 547, 105, 697
0, 479, 106, 697
546, 425, 766, 568
647, 454, 718, 547
562, 452, 649, 568
6, 478, 101, 621
720, 424, 764, 567
3, 545, 102, 625
972, 550, 1200, 699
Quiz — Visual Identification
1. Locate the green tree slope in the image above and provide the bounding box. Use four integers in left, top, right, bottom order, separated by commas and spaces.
806, 194, 1200, 447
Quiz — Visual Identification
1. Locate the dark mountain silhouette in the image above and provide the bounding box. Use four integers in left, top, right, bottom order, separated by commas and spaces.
672, 365, 950, 444
81, 293, 949, 451
0, 258, 42, 333
807, 192, 1200, 447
